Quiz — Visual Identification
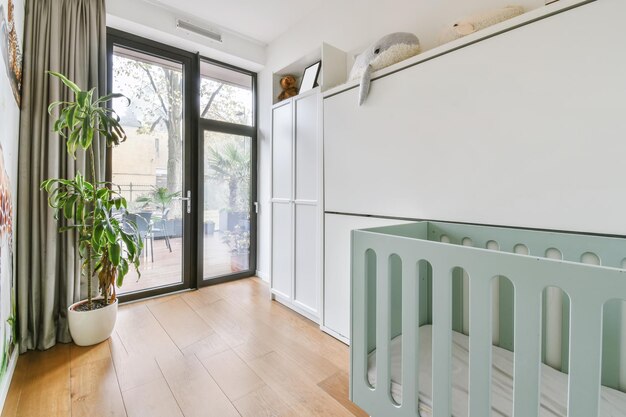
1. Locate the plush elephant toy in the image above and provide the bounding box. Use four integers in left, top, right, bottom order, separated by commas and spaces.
349, 32, 421, 105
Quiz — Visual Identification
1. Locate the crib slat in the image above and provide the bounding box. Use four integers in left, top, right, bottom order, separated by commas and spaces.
376, 253, 392, 405
431, 264, 452, 417
350, 238, 368, 401
567, 297, 602, 417
513, 285, 541, 417
402, 260, 420, 414
468, 275, 492, 417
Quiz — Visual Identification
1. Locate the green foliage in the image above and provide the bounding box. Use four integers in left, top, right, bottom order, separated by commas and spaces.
41, 175, 142, 296
42, 72, 142, 308
136, 186, 181, 213
221, 227, 250, 254
0, 340, 7, 377
47, 71, 129, 158
206, 141, 251, 213
200, 78, 252, 125
6, 315, 16, 344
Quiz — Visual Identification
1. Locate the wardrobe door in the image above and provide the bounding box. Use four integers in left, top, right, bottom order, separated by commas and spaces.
272, 101, 293, 200
293, 92, 320, 317
294, 93, 318, 202
271, 102, 293, 299
272, 202, 293, 299
294, 204, 318, 315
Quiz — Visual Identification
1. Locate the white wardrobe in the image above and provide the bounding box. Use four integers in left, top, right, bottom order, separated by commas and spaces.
270, 88, 322, 321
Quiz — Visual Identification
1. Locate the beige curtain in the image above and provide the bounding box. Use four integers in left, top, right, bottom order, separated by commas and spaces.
17, 0, 107, 352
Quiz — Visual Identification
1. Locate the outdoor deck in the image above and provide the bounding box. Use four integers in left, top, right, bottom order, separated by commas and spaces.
119, 232, 248, 294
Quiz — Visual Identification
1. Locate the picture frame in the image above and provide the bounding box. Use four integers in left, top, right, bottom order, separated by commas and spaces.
299, 60, 321, 93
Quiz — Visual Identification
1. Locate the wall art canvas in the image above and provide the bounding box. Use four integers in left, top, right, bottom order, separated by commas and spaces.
1, 0, 22, 106
0, 0, 22, 404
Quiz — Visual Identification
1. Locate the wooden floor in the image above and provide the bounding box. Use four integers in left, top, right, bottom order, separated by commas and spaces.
1, 278, 367, 417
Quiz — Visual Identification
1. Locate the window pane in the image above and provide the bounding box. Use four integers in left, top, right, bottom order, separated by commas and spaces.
111, 45, 185, 294
200, 60, 253, 126
203, 131, 252, 278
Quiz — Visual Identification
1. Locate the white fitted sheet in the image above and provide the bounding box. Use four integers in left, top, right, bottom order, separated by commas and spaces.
367, 325, 626, 417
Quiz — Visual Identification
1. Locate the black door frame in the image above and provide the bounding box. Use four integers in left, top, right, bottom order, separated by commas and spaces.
196, 57, 258, 287
106, 28, 257, 301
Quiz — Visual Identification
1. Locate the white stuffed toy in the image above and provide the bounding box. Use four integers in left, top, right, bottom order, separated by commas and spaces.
440, 5, 525, 44
349, 32, 421, 105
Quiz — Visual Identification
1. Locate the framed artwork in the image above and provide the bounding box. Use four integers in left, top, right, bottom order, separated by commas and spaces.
1, 0, 23, 106
0, 0, 21, 385
299, 61, 321, 93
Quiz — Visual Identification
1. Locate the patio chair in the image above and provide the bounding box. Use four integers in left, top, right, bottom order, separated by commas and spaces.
125, 212, 154, 262
151, 208, 172, 252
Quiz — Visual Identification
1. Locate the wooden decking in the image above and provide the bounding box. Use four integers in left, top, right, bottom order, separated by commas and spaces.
1, 278, 367, 417
120, 233, 248, 294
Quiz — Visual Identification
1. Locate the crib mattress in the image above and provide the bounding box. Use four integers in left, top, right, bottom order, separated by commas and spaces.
367, 325, 626, 417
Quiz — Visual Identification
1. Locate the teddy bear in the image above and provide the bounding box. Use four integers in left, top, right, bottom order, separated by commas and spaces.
277, 75, 299, 102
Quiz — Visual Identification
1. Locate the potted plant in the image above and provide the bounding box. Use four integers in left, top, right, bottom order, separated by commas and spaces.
136, 186, 181, 238
136, 186, 180, 214
41, 72, 143, 346
221, 225, 250, 271
204, 218, 215, 235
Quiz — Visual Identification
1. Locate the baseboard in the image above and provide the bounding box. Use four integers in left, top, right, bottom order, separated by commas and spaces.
271, 290, 320, 324
256, 270, 269, 282
320, 326, 350, 346
0, 347, 19, 414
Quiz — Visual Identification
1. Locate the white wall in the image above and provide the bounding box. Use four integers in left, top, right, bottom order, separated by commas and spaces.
107, 0, 266, 71
256, 0, 545, 280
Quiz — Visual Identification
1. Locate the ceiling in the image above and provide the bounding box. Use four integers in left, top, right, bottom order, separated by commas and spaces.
149, 0, 325, 44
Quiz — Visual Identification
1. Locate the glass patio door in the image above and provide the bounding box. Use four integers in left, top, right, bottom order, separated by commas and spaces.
201, 130, 254, 280
199, 59, 256, 283
107, 31, 257, 299
107, 30, 195, 301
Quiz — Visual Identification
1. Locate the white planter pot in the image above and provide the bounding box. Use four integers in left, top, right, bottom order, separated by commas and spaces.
68, 298, 118, 346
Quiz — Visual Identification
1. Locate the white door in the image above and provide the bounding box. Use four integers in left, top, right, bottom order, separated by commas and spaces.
271, 102, 293, 299
293, 93, 320, 315
272, 203, 293, 298
294, 204, 318, 314
294, 93, 318, 202
272, 102, 292, 201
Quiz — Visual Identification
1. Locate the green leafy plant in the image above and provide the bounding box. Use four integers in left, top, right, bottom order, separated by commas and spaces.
41, 72, 143, 309
206, 142, 250, 213
221, 226, 250, 254
136, 186, 181, 214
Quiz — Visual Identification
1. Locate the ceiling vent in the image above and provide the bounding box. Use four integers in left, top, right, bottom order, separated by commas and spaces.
176, 19, 222, 43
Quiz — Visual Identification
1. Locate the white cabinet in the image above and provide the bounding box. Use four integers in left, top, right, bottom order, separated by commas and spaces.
322, 214, 412, 343
270, 89, 321, 321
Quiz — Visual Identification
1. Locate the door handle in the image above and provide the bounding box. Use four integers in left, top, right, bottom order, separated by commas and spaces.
175, 190, 192, 214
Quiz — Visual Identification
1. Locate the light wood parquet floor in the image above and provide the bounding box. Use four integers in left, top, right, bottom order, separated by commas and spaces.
1, 278, 367, 417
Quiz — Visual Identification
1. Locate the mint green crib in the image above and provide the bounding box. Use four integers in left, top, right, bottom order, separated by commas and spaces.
350, 221, 626, 417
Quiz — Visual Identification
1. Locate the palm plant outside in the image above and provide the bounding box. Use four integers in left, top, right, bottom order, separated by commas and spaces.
136, 186, 181, 214
206, 142, 251, 213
